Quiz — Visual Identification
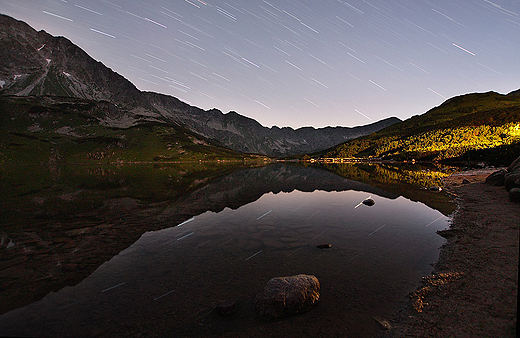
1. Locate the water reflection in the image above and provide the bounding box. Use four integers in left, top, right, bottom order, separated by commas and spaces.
315, 162, 457, 215
0, 163, 453, 337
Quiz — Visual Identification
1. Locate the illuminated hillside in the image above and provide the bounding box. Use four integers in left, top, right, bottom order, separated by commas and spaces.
318, 90, 520, 163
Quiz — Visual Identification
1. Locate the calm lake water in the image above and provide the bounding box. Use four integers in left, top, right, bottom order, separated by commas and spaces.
0, 163, 453, 337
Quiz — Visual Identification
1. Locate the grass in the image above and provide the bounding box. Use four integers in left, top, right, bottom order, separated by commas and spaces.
0, 96, 266, 164
317, 91, 520, 163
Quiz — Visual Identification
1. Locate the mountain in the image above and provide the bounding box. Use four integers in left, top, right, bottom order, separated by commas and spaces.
0, 15, 151, 111
0, 14, 400, 158
317, 90, 520, 165
144, 91, 400, 156
0, 95, 267, 164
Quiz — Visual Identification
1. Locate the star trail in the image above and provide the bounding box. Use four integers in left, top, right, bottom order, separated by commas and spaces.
2, 0, 519, 128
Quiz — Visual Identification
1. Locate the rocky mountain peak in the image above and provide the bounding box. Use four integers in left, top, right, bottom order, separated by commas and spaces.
0, 14, 146, 110
0, 14, 401, 157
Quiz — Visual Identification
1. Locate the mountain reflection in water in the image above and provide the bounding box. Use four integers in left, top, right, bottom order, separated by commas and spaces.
0, 163, 454, 337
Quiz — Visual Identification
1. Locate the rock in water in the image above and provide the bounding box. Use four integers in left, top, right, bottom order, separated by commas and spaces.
362, 198, 375, 206
316, 244, 332, 249
372, 316, 392, 330
213, 301, 238, 317
429, 186, 443, 192
254, 274, 320, 319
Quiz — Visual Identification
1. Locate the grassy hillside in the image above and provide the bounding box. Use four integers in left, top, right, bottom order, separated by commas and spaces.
319, 91, 520, 164
0, 96, 266, 164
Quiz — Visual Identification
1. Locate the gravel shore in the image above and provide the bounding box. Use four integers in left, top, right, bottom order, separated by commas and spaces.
388, 168, 519, 337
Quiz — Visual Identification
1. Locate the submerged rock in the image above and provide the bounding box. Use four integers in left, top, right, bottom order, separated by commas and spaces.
213, 300, 238, 317
372, 316, 392, 330
254, 274, 320, 319
429, 186, 443, 192
316, 244, 332, 249
362, 198, 375, 206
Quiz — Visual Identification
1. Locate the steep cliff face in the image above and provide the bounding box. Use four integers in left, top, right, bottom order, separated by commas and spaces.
0, 15, 156, 114
0, 14, 401, 157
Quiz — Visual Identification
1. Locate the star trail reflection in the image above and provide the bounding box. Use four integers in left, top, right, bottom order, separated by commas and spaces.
0, 188, 449, 337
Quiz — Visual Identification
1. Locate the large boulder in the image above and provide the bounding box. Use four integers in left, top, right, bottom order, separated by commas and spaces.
505, 172, 520, 191
500, 155, 520, 191
254, 274, 320, 319
509, 188, 520, 203
485, 169, 507, 186
508, 155, 520, 173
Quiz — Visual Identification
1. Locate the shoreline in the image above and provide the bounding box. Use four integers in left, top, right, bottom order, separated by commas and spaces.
388, 168, 519, 337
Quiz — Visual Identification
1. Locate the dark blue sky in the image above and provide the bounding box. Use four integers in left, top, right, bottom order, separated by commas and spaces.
2, 0, 519, 127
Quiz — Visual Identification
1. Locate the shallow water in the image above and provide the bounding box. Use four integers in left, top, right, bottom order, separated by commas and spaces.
0, 163, 451, 337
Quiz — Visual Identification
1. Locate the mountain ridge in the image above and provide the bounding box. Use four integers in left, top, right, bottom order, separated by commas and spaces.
0, 15, 147, 109
143, 90, 401, 156
316, 90, 520, 164
0, 14, 400, 157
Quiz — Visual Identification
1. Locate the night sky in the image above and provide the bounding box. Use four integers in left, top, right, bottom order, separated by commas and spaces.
2, 0, 519, 128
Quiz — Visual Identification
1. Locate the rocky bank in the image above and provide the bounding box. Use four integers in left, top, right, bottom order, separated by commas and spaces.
388, 168, 519, 337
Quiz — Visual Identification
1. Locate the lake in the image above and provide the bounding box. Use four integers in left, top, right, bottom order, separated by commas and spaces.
0, 162, 455, 337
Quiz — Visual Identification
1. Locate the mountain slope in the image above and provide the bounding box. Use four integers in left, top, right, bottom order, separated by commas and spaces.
0, 15, 150, 110
0, 95, 264, 164
145, 91, 400, 156
0, 14, 400, 157
319, 90, 520, 163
